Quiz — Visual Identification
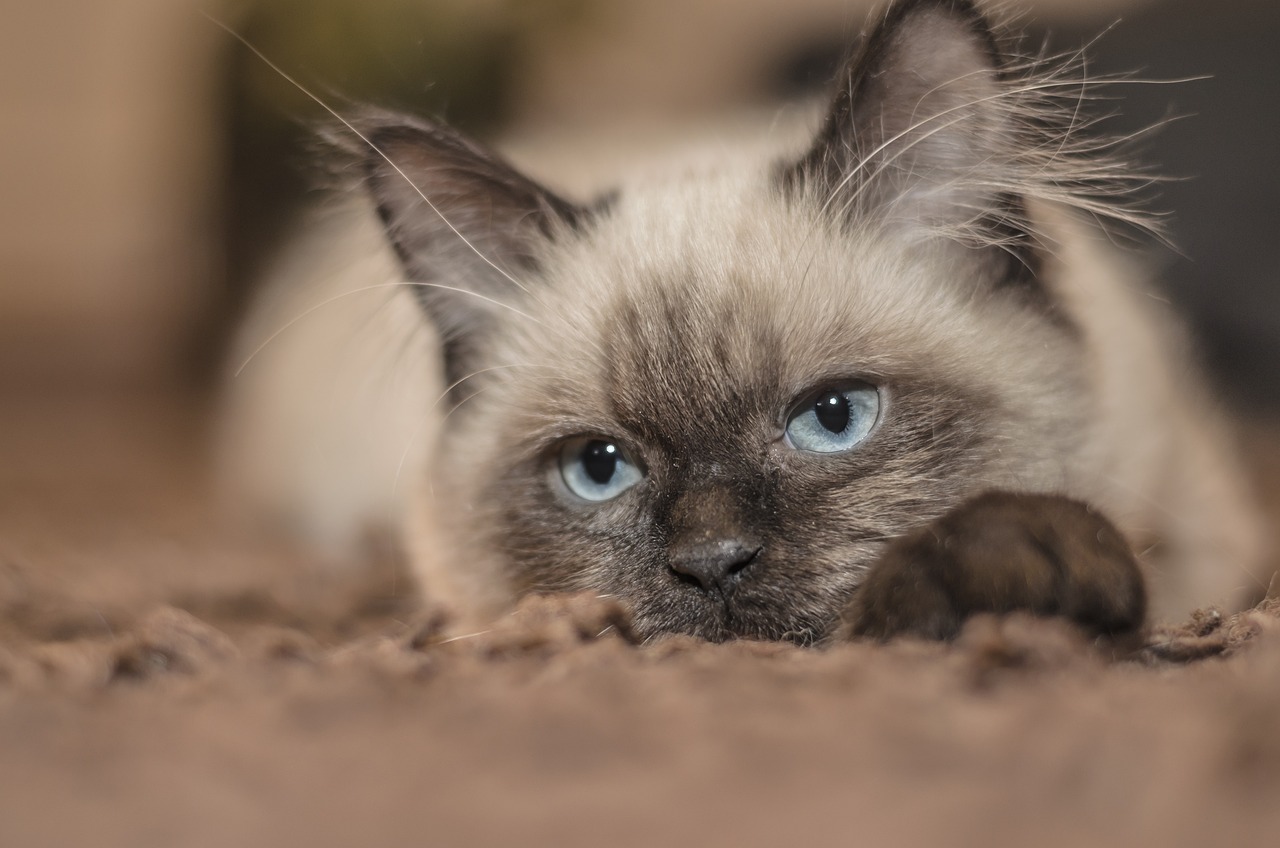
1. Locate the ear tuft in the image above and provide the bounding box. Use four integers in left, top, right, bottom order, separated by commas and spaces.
786, 0, 1163, 283
790, 0, 1016, 236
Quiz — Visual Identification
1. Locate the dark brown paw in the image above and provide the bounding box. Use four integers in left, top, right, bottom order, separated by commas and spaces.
839, 491, 1147, 642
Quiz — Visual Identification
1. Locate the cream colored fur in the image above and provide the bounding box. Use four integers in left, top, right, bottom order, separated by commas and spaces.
220, 0, 1273, 637
221, 111, 1268, 624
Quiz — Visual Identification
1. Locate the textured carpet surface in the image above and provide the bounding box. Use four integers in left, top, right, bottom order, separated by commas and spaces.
2, 393, 1279, 848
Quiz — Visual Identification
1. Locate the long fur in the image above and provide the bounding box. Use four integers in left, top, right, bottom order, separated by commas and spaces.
220, 0, 1269, 637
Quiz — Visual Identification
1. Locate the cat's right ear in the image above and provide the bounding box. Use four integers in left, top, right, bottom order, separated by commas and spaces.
783, 0, 1034, 275
359, 116, 589, 393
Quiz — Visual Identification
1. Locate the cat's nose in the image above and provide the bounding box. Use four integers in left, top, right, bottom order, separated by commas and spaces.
668, 539, 762, 592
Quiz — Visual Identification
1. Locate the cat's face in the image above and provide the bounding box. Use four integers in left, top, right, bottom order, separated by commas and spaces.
439, 177, 1084, 642
361, 0, 1104, 641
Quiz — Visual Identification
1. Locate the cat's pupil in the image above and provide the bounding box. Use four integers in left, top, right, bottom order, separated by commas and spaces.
815, 393, 850, 433
582, 440, 619, 484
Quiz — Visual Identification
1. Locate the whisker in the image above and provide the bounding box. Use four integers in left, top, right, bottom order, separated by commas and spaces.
202, 12, 537, 300
234, 281, 539, 376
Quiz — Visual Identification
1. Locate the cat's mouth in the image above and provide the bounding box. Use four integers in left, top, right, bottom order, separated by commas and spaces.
624, 590, 838, 647
593, 541, 885, 646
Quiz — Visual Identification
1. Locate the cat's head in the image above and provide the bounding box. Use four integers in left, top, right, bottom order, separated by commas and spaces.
360, 0, 1117, 643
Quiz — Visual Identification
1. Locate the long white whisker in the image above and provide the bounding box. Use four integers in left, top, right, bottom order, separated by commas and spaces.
234, 281, 538, 376
202, 12, 536, 300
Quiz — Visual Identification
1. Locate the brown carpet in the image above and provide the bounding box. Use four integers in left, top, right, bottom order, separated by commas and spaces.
2, 392, 1278, 847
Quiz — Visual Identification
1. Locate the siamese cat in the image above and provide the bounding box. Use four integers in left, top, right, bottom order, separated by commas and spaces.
222, 0, 1269, 644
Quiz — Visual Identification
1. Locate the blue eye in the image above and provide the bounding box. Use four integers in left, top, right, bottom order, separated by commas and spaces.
785, 383, 880, 453
558, 437, 645, 502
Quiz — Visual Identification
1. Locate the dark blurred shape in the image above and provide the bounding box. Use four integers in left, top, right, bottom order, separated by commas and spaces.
768, 37, 847, 100
1050, 0, 1280, 409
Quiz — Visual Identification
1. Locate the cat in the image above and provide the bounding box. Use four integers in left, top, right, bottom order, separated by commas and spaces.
221, 0, 1270, 644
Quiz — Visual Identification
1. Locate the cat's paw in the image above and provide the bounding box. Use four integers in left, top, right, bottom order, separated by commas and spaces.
839, 491, 1147, 642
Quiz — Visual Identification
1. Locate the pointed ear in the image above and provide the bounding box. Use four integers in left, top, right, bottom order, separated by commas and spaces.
789, 0, 1028, 254
360, 116, 589, 393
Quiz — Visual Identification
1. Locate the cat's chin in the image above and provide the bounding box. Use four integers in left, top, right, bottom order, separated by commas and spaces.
624, 596, 839, 647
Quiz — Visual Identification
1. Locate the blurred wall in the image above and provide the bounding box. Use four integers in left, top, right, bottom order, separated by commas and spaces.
0, 0, 223, 390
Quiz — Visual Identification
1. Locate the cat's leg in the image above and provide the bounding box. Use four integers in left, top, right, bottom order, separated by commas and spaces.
839, 491, 1147, 642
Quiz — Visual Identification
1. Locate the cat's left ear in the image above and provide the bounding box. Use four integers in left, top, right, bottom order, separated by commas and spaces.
787, 0, 1030, 259
360, 116, 590, 393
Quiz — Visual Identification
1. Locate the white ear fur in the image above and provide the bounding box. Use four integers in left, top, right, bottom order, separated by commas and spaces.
791, 0, 1161, 257
793, 0, 1019, 244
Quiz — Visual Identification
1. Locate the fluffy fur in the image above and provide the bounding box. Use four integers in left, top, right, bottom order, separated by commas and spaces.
222, 0, 1269, 642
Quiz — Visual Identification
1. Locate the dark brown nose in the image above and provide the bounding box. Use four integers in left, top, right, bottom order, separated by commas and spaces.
668, 540, 762, 592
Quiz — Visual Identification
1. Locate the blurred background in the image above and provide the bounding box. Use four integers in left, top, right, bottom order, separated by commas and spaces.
0, 0, 1275, 403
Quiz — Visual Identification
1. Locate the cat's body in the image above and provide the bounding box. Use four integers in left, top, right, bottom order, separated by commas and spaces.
222, 0, 1270, 643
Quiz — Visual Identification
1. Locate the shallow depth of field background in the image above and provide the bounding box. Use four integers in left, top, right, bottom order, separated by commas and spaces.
0, 0, 1276, 408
